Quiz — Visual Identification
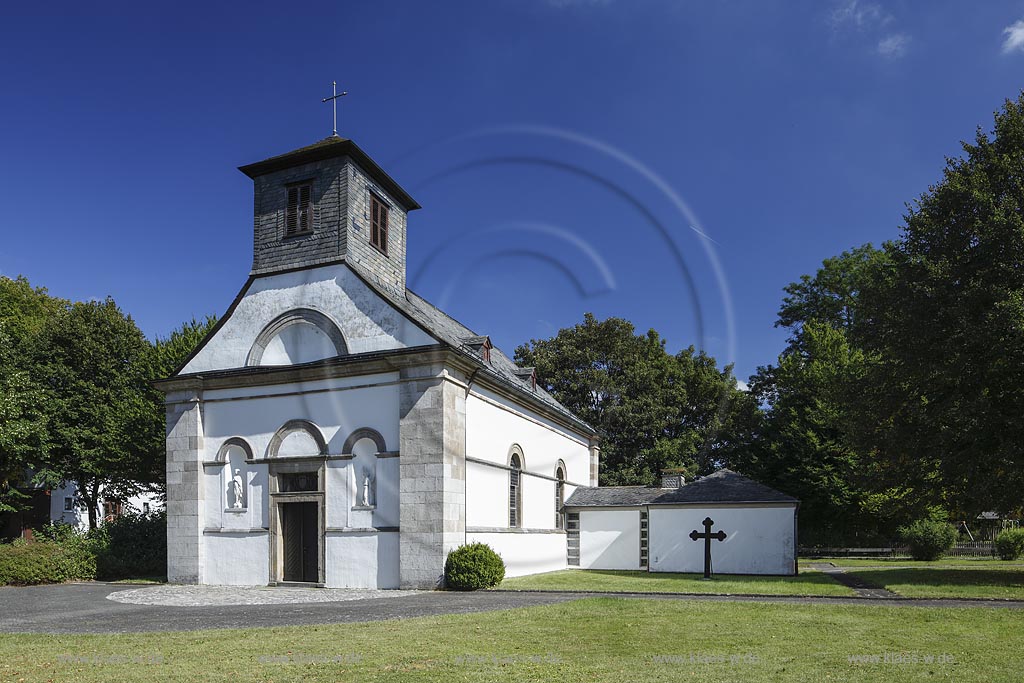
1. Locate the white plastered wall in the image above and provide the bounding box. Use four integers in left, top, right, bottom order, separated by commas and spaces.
181, 263, 436, 374
199, 375, 402, 586
578, 508, 642, 570
648, 504, 797, 575
463, 385, 591, 577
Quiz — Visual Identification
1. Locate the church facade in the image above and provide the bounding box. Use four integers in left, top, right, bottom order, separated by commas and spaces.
157, 136, 599, 589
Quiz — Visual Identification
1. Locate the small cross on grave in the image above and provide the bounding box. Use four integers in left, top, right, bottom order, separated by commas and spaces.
689, 516, 727, 579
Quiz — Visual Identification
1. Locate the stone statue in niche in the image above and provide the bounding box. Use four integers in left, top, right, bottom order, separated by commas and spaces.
231, 469, 245, 509
360, 468, 375, 507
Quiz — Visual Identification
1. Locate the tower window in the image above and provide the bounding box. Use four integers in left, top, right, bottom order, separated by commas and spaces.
285, 183, 313, 236
370, 193, 389, 254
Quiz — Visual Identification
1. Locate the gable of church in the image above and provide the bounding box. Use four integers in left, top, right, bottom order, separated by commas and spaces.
178, 262, 438, 375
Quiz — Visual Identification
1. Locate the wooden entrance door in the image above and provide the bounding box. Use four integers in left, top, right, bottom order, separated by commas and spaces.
281, 501, 319, 582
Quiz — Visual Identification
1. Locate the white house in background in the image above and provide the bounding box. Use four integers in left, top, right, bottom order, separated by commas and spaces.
563, 470, 799, 576
156, 136, 600, 589
49, 483, 163, 532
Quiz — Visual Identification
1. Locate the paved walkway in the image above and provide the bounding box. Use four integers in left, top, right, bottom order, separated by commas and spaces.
107, 584, 422, 606
0, 583, 1022, 635
804, 562, 901, 599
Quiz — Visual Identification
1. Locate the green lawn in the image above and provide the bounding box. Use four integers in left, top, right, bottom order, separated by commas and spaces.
1, 598, 1021, 681
499, 568, 854, 596
846, 568, 1024, 600
812, 557, 1024, 568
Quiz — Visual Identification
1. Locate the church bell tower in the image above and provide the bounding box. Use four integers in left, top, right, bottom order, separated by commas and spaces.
238, 135, 420, 297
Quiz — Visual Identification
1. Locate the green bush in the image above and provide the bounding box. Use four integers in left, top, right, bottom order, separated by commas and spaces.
899, 519, 957, 561
0, 536, 96, 585
444, 542, 505, 590
994, 528, 1024, 560
94, 510, 167, 580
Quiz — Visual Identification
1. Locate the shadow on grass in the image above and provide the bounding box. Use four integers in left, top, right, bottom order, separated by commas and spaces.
850, 568, 1024, 589
499, 568, 853, 596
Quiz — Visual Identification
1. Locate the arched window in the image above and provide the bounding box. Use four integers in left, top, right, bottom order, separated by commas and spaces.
555, 463, 566, 529
509, 451, 523, 528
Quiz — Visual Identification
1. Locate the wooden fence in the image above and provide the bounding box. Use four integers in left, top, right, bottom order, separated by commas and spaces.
800, 541, 995, 558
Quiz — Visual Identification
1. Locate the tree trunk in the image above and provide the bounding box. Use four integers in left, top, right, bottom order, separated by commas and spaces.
78, 480, 101, 531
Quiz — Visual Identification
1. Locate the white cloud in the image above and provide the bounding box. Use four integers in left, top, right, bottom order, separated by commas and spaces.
877, 33, 910, 58
544, 0, 611, 7
1002, 20, 1024, 54
736, 380, 750, 392
829, 0, 891, 31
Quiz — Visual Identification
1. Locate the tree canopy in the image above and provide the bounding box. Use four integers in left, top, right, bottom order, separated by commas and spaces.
515, 313, 753, 485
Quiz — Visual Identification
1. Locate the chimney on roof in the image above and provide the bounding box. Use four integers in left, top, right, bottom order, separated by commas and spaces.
660, 471, 686, 489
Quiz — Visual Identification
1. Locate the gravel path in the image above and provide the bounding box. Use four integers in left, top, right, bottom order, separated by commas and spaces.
107, 584, 423, 606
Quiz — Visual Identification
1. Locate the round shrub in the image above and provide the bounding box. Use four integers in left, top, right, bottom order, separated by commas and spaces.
444, 542, 505, 590
994, 528, 1024, 561
899, 519, 957, 561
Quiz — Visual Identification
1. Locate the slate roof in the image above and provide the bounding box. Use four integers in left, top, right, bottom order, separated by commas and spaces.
564, 469, 797, 507
238, 135, 421, 211
345, 263, 596, 436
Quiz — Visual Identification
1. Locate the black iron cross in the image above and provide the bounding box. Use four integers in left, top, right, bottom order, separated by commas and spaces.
689, 516, 727, 579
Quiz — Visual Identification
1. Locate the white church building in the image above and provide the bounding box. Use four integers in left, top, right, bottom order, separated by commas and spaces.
158, 135, 798, 589
157, 136, 599, 589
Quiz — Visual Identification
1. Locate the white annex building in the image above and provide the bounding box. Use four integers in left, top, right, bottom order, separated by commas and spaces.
158, 136, 797, 589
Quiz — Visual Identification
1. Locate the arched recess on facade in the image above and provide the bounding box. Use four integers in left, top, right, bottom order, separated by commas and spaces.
266, 419, 329, 458
246, 308, 348, 367
342, 428, 388, 455
216, 437, 255, 463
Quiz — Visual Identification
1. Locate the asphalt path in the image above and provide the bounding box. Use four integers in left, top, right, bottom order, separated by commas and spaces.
1, 583, 1022, 635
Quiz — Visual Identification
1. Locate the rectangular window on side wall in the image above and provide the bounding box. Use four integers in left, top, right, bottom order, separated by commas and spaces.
63, 497, 74, 512
640, 510, 649, 568
370, 193, 389, 255
566, 512, 580, 566
285, 183, 313, 236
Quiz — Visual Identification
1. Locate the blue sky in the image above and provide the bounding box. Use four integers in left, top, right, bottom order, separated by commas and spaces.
2, 1, 1023, 383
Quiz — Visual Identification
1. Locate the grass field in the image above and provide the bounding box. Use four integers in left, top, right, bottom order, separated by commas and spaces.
1, 598, 1021, 682
812, 557, 1024, 568
498, 569, 854, 596
846, 568, 1024, 600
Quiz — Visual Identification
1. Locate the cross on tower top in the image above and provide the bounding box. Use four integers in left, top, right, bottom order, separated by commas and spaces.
321, 81, 348, 136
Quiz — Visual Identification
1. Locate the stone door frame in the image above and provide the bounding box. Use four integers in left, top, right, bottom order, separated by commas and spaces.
268, 458, 326, 586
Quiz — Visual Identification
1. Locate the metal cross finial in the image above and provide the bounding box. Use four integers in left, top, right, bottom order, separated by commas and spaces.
322, 81, 348, 136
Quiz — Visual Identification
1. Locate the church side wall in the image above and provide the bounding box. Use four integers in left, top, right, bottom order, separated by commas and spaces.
648, 504, 797, 576
464, 386, 591, 577
465, 531, 568, 577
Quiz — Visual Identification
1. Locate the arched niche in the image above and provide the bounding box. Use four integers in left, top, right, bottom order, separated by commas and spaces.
341, 428, 387, 456
267, 419, 328, 458
246, 308, 347, 367
216, 438, 253, 511
216, 437, 254, 463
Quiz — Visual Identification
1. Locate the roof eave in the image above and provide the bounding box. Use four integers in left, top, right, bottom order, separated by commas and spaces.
238, 137, 421, 211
